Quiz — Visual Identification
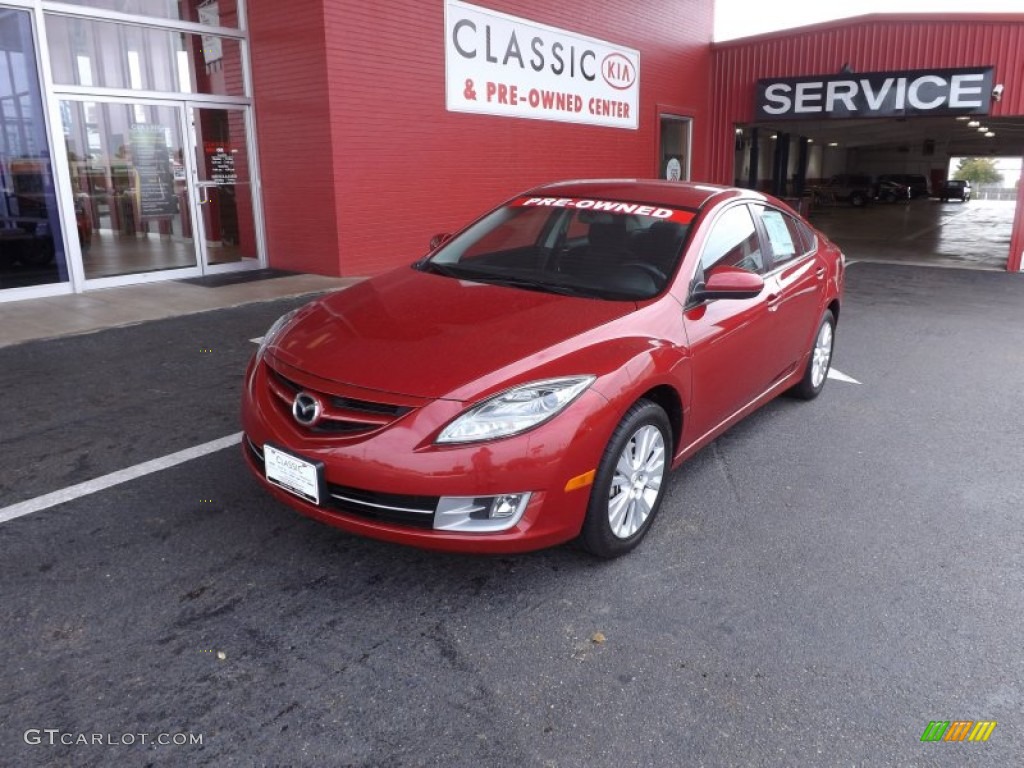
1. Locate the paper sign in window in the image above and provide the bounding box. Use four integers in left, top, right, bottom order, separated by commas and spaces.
762, 210, 796, 257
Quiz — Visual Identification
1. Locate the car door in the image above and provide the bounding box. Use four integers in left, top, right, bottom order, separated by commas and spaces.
753, 205, 825, 381
682, 203, 777, 442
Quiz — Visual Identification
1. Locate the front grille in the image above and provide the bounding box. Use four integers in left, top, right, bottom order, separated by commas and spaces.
245, 435, 436, 529
265, 365, 413, 436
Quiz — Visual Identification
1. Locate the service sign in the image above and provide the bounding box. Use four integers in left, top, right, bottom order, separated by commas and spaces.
445, 0, 640, 129
756, 67, 994, 120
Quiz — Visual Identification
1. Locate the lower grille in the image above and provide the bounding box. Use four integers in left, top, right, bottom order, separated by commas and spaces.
245, 436, 436, 529
326, 486, 436, 528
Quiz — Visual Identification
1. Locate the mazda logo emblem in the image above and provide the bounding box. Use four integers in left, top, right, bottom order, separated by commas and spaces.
292, 392, 322, 426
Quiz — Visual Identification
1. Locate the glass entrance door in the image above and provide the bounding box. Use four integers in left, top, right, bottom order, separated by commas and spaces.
61, 99, 198, 280
188, 105, 259, 271
60, 98, 263, 282
659, 116, 692, 182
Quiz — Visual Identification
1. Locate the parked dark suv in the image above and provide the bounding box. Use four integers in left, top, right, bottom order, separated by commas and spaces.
812, 174, 874, 207
878, 173, 930, 199
939, 179, 971, 202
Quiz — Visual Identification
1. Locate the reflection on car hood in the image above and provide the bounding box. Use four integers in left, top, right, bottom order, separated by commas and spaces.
268, 266, 636, 400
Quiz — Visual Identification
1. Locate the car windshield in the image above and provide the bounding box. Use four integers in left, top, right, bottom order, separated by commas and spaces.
417, 196, 696, 301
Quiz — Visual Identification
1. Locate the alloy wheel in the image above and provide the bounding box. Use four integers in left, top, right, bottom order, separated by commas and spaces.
810, 320, 834, 389
608, 425, 666, 539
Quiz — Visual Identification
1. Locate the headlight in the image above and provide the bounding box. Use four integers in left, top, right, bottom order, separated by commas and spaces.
436, 376, 595, 444
257, 309, 298, 358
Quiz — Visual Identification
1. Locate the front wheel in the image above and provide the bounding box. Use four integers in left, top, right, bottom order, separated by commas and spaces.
578, 400, 673, 558
790, 310, 836, 400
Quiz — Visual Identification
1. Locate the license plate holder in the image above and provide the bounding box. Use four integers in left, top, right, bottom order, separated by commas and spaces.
263, 443, 325, 506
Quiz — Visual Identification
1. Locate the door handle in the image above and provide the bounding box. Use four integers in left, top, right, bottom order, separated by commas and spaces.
815, 267, 826, 279
766, 292, 781, 312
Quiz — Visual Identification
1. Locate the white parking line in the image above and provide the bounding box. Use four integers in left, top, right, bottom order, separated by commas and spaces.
0, 433, 242, 525
828, 368, 861, 384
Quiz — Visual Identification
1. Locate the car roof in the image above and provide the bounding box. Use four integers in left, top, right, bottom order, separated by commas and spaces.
521, 179, 760, 211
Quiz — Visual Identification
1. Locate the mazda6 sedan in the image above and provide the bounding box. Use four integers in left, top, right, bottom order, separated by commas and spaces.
241, 180, 845, 557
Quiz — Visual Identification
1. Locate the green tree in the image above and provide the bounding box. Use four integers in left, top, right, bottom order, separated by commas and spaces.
953, 157, 1003, 184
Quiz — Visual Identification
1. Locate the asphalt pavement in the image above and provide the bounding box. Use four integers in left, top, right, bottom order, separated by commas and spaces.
1, 263, 1022, 767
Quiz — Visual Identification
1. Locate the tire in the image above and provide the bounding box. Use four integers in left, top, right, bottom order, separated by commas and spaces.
850, 192, 867, 207
578, 400, 673, 558
790, 309, 836, 400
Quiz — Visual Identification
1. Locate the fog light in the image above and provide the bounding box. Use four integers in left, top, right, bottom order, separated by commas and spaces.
434, 493, 531, 533
491, 495, 522, 518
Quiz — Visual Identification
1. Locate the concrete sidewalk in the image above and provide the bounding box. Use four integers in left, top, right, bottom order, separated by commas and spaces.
0, 272, 357, 349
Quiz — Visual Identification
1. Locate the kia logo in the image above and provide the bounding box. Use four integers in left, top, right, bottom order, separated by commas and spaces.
292, 392, 322, 427
602, 53, 635, 90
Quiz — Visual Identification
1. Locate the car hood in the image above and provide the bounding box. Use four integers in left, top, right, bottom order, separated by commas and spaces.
268, 266, 637, 400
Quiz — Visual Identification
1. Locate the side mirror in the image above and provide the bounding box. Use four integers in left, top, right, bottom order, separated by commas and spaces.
691, 266, 764, 303
429, 233, 453, 250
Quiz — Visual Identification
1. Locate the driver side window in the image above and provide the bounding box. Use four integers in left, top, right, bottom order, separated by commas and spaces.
698, 205, 764, 277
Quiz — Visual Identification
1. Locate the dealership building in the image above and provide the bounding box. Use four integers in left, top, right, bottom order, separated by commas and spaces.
1, 1, 1022, 304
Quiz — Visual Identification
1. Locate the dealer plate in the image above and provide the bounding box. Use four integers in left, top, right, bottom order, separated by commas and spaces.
264, 443, 322, 505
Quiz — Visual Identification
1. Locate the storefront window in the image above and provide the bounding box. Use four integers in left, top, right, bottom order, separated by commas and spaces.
48, 0, 240, 28
47, 16, 244, 97
1, 9, 68, 291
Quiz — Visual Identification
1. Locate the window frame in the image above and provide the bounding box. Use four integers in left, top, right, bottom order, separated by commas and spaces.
688, 202, 768, 302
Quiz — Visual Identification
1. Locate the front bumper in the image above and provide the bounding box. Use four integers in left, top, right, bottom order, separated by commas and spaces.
240, 356, 616, 553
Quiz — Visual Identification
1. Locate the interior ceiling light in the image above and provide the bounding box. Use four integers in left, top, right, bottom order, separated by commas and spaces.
967, 120, 980, 127
770, 134, 778, 139
985, 131, 995, 137
734, 127, 743, 134
955, 115, 970, 121
978, 125, 988, 132
828, 142, 839, 146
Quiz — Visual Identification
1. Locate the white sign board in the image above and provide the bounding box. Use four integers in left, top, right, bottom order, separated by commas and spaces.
198, 1, 222, 65
665, 157, 681, 181
445, 0, 640, 130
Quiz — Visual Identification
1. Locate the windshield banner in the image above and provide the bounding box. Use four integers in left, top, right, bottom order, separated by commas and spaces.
514, 196, 695, 223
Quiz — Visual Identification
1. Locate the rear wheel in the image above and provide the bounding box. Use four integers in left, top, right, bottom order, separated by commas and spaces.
790, 310, 835, 400
578, 400, 672, 558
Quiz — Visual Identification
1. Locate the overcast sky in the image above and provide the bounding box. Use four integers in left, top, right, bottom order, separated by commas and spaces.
714, 0, 1024, 41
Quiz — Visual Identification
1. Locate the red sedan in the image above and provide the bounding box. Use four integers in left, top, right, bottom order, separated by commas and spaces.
241, 180, 844, 557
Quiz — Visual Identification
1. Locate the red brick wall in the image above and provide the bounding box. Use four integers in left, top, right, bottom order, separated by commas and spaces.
249, 3, 341, 274
252, 0, 712, 276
